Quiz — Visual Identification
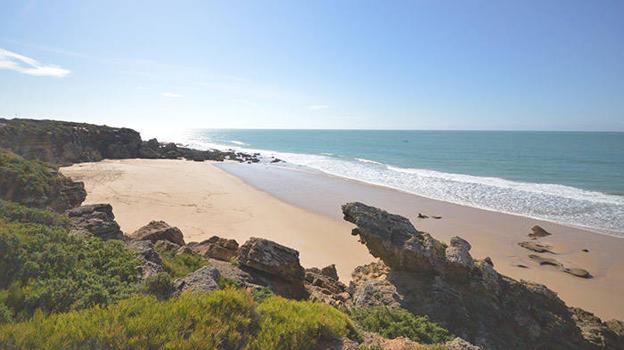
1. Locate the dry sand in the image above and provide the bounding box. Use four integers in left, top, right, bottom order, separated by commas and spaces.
61, 159, 373, 281
62, 159, 624, 320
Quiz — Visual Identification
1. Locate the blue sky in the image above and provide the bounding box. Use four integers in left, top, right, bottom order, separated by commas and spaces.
1, 0, 623, 131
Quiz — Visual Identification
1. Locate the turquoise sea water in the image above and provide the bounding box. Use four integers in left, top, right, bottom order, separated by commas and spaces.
181, 130, 624, 236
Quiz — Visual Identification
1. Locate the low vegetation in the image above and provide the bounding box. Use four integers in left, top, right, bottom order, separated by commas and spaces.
0, 289, 356, 350
350, 306, 452, 344
0, 219, 140, 321
154, 244, 210, 277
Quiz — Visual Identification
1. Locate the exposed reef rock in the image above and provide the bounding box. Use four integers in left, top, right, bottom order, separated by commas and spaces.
66, 203, 123, 240
529, 254, 592, 279
130, 220, 186, 246
519, 241, 555, 253
529, 224, 552, 239
0, 118, 257, 165
342, 202, 621, 350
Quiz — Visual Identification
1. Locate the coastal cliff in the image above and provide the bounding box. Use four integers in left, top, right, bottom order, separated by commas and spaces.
0, 118, 255, 165
0, 119, 623, 349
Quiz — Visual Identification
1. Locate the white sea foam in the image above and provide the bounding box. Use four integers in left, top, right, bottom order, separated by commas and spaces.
230, 140, 249, 146
182, 137, 624, 236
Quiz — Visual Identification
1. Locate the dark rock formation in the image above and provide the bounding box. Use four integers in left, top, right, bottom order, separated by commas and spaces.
305, 266, 349, 307
529, 254, 592, 279
0, 118, 257, 165
130, 220, 186, 246
187, 236, 239, 261
66, 203, 123, 240
571, 308, 624, 350
174, 266, 221, 294
238, 237, 306, 298
127, 240, 165, 279
342, 202, 620, 350
529, 225, 552, 239
0, 118, 142, 165
519, 241, 555, 254
238, 237, 305, 283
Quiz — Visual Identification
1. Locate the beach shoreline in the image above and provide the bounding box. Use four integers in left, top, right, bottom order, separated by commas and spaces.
61, 159, 624, 320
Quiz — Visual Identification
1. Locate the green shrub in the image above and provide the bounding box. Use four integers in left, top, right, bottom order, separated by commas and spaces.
249, 295, 355, 350
141, 272, 175, 300
0, 200, 70, 227
0, 150, 82, 211
0, 289, 355, 350
0, 303, 12, 324
350, 306, 452, 344
251, 287, 274, 303
0, 221, 140, 320
155, 245, 209, 277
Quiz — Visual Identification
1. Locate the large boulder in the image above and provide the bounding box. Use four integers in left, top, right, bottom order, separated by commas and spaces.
130, 220, 185, 246
174, 266, 221, 294
126, 240, 165, 279
67, 203, 123, 240
238, 237, 306, 298
187, 236, 239, 261
342, 202, 621, 350
305, 266, 349, 307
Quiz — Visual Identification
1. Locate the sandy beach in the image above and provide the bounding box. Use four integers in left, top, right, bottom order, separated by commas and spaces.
61, 159, 624, 320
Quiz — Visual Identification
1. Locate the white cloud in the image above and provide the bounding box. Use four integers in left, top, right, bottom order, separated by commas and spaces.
0, 48, 70, 77
307, 104, 329, 110
161, 92, 183, 98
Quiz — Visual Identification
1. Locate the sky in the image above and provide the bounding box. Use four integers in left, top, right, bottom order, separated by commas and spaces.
1, 0, 623, 131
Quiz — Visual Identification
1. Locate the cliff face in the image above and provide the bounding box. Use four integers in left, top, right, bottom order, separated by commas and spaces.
342, 202, 624, 350
0, 118, 253, 165
0, 118, 142, 165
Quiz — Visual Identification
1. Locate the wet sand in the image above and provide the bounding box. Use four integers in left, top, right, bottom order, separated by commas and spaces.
61, 159, 624, 320
218, 162, 624, 321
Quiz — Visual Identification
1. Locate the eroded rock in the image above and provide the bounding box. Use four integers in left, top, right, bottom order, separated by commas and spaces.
519, 241, 555, 254
529, 225, 552, 239
67, 203, 123, 240
187, 236, 239, 261
174, 266, 221, 294
130, 220, 185, 246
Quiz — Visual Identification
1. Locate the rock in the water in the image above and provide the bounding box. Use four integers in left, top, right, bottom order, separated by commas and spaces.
519, 241, 555, 254
67, 203, 123, 240
529, 225, 552, 239
174, 266, 221, 294
342, 202, 609, 350
187, 236, 239, 261
130, 220, 185, 246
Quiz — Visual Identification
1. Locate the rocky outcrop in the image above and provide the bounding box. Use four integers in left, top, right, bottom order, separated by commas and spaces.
0, 118, 142, 165
130, 220, 186, 246
187, 236, 239, 261
174, 266, 221, 294
127, 240, 165, 279
571, 308, 624, 350
305, 266, 350, 307
342, 202, 619, 350
67, 204, 123, 240
529, 225, 552, 239
519, 241, 555, 253
0, 118, 258, 166
238, 237, 306, 298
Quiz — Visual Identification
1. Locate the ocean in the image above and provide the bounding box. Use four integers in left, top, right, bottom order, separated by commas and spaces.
177, 129, 624, 236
